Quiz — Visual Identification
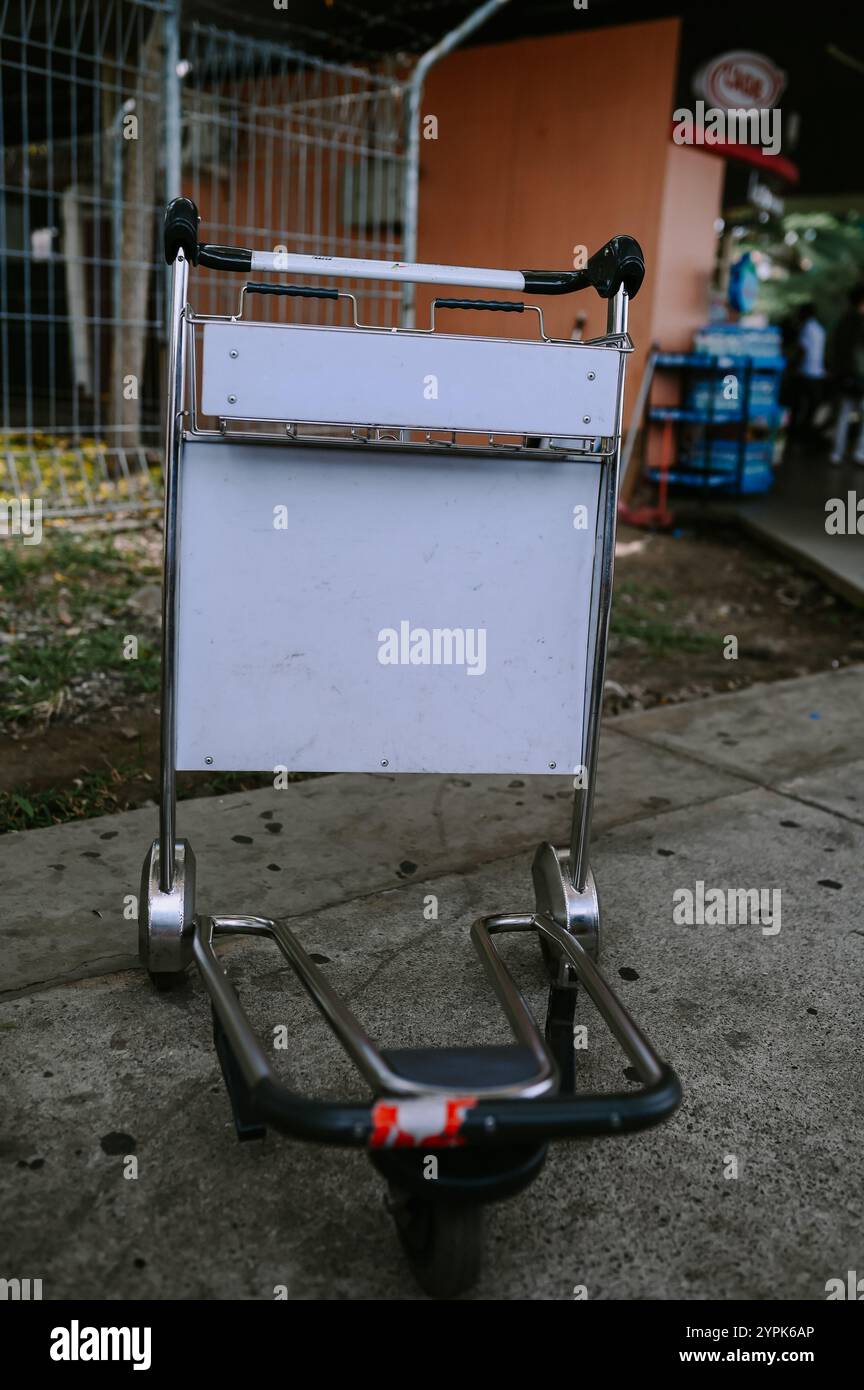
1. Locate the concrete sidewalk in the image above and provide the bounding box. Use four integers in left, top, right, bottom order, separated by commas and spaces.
1, 666, 862, 1300
736, 452, 864, 607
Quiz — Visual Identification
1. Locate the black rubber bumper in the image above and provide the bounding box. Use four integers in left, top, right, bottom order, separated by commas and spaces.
244, 1064, 682, 1149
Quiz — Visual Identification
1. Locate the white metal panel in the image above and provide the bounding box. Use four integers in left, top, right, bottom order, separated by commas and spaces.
201, 320, 620, 438
175, 439, 602, 775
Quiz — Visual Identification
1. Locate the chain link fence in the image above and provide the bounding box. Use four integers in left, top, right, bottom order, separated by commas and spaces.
0, 0, 408, 519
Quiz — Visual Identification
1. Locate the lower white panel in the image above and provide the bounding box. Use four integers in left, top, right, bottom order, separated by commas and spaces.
175, 439, 602, 775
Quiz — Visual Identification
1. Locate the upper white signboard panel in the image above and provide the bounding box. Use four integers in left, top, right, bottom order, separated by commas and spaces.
201, 320, 620, 438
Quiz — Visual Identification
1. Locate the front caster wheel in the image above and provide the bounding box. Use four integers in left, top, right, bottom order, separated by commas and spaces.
148, 968, 187, 992
389, 1193, 484, 1299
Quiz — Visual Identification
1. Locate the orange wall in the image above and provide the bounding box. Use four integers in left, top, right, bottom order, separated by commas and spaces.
649, 143, 724, 351
416, 16, 683, 403
642, 143, 724, 473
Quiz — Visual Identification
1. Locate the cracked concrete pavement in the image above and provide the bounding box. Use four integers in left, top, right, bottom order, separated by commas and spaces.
1, 666, 861, 1299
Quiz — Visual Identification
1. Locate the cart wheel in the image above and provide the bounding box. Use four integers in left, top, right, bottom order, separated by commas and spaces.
148, 969, 185, 992
389, 1191, 484, 1299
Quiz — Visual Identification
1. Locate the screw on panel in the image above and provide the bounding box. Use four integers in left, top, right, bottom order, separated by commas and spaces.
549, 762, 557, 770
582, 415, 591, 424
227, 394, 237, 405
381, 759, 389, 767
229, 349, 239, 359
587, 371, 595, 380
204, 756, 214, 766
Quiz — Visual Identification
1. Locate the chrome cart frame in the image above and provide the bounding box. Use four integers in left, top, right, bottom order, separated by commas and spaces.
140, 198, 680, 1297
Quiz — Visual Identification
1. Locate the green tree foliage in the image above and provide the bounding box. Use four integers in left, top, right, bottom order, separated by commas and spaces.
740, 212, 864, 329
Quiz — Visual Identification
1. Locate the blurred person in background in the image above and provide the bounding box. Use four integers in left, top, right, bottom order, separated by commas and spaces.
828, 284, 864, 466
787, 303, 827, 447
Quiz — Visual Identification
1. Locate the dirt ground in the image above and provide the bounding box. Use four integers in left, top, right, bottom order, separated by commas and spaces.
1, 518, 863, 831
604, 521, 864, 709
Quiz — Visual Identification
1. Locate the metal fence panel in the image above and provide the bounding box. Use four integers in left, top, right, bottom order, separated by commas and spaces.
181, 23, 406, 329
0, 1, 407, 519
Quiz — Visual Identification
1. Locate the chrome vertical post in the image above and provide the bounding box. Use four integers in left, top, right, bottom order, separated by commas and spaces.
159, 251, 189, 893
163, 0, 182, 316
570, 286, 628, 892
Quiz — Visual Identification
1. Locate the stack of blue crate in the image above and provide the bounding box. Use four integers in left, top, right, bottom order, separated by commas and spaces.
683, 324, 785, 495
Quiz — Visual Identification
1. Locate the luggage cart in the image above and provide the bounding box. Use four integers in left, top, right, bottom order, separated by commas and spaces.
141, 197, 681, 1298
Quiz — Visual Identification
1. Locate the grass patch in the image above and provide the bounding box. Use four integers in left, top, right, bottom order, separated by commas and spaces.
611, 610, 718, 653
0, 768, 310, 833
0, 530, 160, 723
615, 581, 674, 603
611, 584, 717, 653
1, 628, 160, 721
0, 531, 136, 598
0, 767, 146, 831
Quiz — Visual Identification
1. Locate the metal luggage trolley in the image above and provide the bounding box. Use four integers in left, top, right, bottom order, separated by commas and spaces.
141, 197, 681, 1298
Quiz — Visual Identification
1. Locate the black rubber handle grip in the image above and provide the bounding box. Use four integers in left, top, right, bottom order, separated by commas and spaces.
245, 282, 339, 301
434, 297, 524, 313
164, 196, 253, 270
164, 196, 200, 265
522, 234, 645, 300
198, 244, 253, 272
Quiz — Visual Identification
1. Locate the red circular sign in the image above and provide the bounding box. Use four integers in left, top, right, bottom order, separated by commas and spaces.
699, 51, 786, 109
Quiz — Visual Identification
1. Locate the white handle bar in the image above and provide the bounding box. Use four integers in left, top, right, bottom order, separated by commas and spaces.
249, 250, 525, 292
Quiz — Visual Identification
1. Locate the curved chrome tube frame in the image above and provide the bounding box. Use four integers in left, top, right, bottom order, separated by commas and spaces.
197, 912, 556, 1102
190, 909, 678, 1148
